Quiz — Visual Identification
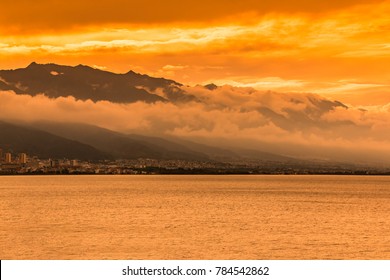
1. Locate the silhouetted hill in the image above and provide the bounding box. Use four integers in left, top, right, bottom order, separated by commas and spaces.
0, 80, 24, 93
31, 121, 295, 162
129, 134, 239, 160
163, 136, 296, 162
233, 148, 295, 162
0, 62, 195, 103
31, 122, 210, 161
0, 121, 109, 160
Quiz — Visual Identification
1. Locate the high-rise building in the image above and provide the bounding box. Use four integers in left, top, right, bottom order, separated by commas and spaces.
5, 153, 12, 163
19, 153, 27, 164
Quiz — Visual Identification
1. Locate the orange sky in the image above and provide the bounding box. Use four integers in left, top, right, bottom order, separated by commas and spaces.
1, 0, 390, 105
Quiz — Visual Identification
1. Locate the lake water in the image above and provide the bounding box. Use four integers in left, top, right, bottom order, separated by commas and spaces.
0, 175, 389, 259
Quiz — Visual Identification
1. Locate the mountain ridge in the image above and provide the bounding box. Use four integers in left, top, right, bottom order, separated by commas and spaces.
3, 120, 296, 163
2, 62, 377, 165
30, 121, 211, 161
0, 121, 110, 160
0, 62, 195, 103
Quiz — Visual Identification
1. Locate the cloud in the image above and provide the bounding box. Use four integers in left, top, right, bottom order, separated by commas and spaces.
1, 3, 388, 58
2, 2, 390, 92
92, 65, 107, 70
162, 65, 189, 71
1, 87, 390, 164
211, 77, 306, 91
1, 0, 384, 34
338, 44, 390, 58
155, 65, 190, 78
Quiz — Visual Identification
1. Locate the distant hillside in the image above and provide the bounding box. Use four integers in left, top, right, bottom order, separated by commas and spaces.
31, 121, 296, 163
0, 62, 196, 103
2, 63, 387, 166
0, 121, 109, 160
31, 122, 210, 161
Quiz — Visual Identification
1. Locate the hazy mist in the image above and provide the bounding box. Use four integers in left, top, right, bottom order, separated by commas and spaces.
2, 86, 390, 164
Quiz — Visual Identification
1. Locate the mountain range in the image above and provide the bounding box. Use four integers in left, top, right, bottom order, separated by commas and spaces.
0, 121, 108, 160
1, 62, 387, 166
0, 62, 297, 162
0, 120, 295, 164
0, 62, 196, 103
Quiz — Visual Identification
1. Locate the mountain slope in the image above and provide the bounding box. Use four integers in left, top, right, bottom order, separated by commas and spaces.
32, 121, 295, 162
0, 121, 109, 160
31, 122, 210, 161
0, 62, 195, 103
162, 136, 296, 162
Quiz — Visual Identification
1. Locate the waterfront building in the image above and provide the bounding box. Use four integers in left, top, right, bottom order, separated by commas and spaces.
5, 153, 12, 164
19, 153, 27, 164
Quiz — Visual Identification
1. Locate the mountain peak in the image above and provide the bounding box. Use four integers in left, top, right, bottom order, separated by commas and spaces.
126, 70, 137, 75
75, 64, 92, 69
204, 83, 218, 91
27, 61, 39, 68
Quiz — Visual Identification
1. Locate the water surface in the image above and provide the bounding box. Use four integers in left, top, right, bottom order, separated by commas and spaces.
0, 175, 389, 259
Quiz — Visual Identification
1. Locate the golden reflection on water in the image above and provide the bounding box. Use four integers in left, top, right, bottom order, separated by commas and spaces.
0, 175, 389, 259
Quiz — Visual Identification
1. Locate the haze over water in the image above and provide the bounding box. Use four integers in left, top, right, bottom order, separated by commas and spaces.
1, 175, 389, 259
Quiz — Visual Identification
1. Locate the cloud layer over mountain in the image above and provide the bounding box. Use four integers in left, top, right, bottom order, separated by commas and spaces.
1, 85, 390, 164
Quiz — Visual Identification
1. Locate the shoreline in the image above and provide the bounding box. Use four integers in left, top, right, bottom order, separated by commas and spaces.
1, 171, 390, 176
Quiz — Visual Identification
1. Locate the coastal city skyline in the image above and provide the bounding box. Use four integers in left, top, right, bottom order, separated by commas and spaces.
1, 143, 390, 176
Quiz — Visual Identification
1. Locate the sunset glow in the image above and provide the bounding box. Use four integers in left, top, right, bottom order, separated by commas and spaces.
4, 1, 390, 264
1, 0, 390, 105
